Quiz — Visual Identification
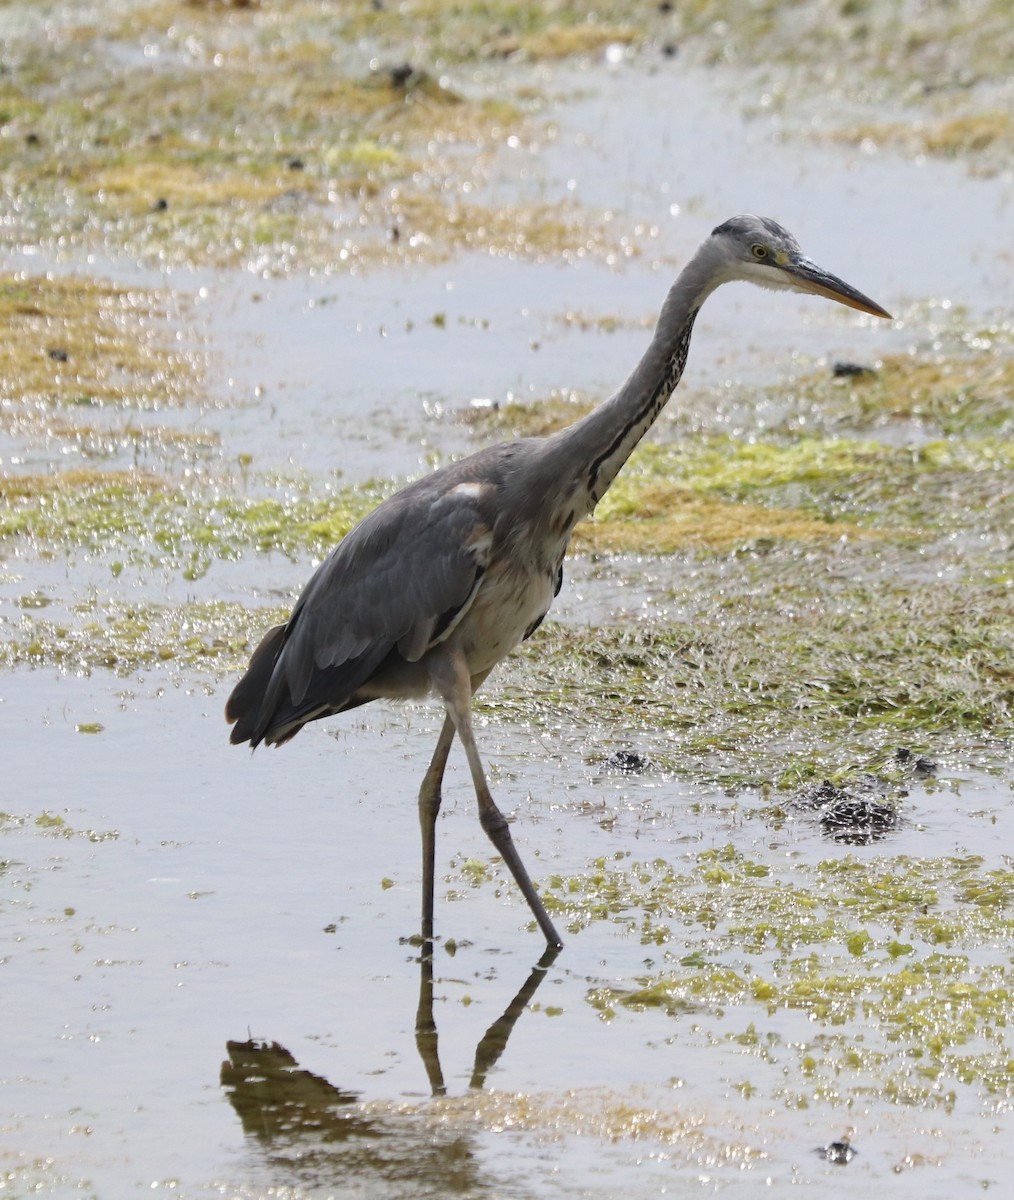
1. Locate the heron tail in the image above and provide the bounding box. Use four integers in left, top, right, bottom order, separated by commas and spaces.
225, 622, 287, 746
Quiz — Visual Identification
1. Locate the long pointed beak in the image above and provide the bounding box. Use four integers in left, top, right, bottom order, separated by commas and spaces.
786, 256, 892, 319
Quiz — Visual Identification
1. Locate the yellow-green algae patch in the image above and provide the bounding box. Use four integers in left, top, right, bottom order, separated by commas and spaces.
544, 846, 1014, 946
1, 808, 119, 844
0, 273, 201, 411
493, 559, 1013, 785
583, 437, 892, 553
384, 193, 630, 264
580, 433, 1014, 552
461, 390, 597, 441
0, 467, 393, 567
579, 489, 873, 555
831, 111, 1014, 166
787, 349, 1014, 438
0, 597, 284, 675
530, 846, 1014, 1106
0, 2, 632, 269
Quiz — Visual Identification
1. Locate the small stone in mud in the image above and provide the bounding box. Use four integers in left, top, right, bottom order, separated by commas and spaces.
604, 749, 650, 774
832, 361, 877, 378
388, 62, 416, 89
816, 1140, 856, 1165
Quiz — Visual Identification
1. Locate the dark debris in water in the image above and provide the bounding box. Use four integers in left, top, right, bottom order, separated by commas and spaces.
602, 749, 652, 774
790, 747, 936, 844
832, 361, 877, 378
893, 746, 937, 777
793, 772, 904, 845
815, 1139, 857, 1165
818, 791, 900, 845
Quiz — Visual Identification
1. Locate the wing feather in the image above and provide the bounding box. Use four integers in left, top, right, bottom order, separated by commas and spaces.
285, 476, 492, 697
227, 465, 499, 745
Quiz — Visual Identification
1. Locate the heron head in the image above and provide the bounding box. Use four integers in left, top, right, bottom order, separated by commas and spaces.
710, 215, 892, 319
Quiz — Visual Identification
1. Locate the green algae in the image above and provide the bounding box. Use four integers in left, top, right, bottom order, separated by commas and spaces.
434, 840, 1014, 1109
588, 433, 1014, 549
0, 1, 628, 269
553, 846, 1014, 1106
0, 273, 202, 412
585, 437, 892, 553
3, 0, 1008, 275
492, 556, 1013, 786
461, 390, 597, 441
0, 467, 393, 568
786, 348, 1014, 439
0, 597, 284, 675
0, 808, 120, 843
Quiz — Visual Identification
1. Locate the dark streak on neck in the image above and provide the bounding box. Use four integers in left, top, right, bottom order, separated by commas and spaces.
585, 307, 699, 504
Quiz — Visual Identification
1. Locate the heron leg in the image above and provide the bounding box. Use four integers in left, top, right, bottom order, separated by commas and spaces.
419, 715, 456, 944
418, 669, 492, 943
429, 649, 563, 950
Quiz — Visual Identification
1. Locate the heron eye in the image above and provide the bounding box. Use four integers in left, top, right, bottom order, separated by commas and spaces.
751, 244, 769, 260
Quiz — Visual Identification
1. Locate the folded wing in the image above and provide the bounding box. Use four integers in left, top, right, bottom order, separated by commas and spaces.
226, 473, 495, 747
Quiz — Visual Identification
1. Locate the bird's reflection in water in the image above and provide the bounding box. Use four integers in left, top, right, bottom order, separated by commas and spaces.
221, 943, 559, 1194
416, 942, 559, 1094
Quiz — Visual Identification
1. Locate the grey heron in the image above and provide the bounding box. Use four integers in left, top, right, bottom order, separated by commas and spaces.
226, 215, 891, 950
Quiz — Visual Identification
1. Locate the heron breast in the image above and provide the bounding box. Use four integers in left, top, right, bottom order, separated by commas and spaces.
450, 561, 555, 674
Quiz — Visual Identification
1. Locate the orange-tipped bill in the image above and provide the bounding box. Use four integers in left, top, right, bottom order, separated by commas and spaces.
787, 256, 892, 319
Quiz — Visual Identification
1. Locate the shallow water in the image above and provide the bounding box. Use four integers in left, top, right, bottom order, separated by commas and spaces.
4, 668, 1013, 1196
3, 32, 1014, 1200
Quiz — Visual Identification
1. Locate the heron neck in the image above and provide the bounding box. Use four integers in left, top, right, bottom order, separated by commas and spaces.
541, 253, 715, 515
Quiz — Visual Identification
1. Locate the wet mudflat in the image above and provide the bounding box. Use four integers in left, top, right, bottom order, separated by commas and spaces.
6, 669, 1014, 1198
2, 3, 1013, 1197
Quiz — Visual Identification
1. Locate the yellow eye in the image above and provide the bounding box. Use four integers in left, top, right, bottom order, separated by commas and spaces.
751, 244, 769, 260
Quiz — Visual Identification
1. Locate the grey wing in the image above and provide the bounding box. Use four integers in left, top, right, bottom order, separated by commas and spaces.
231, 475, 493, 745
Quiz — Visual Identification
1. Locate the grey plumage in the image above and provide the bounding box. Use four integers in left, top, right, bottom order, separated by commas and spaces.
227, 215, 891, 949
